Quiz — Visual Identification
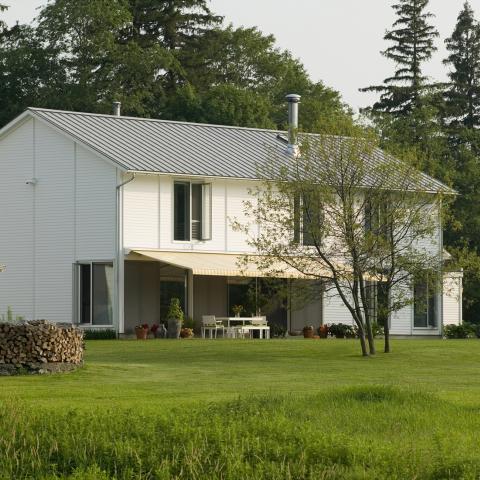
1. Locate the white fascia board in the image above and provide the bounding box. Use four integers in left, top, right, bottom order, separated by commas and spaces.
0, 110, 33, 140
29, 111, 128, 173
0, 109, 128, 173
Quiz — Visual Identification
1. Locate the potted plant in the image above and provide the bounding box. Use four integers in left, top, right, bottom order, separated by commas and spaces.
180, 327, 194, 338
303, 325, 315, 339
135, 323, 149, 340
150, 323, 159, 337
167, 298, 184, 339
318, 324, 329, 338
232, 305, 244, 317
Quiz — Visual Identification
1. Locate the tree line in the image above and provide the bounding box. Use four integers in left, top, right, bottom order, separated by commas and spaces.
362, 0, 480, 324
0, 0, 352, 131
1, 0, 480, 324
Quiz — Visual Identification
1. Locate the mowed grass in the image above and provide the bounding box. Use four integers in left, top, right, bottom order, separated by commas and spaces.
1, 339, 480, 479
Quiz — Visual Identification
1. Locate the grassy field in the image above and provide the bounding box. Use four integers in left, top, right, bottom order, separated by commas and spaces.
1, 339, 480, 479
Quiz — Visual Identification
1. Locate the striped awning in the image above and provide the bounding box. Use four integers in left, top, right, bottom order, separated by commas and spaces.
130, 250, 332, 279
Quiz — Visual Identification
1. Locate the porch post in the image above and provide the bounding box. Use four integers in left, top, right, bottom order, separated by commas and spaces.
187, 269, 194, 320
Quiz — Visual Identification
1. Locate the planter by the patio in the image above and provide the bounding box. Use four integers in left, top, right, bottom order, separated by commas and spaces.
180, 327, 194, 338
167, 318, 182, 338
303, 327, 315, 339
135, 327, 148, 340
318, 324, 329, 338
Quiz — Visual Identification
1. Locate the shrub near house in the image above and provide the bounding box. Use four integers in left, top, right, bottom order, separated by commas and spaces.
443, 323, 480, 339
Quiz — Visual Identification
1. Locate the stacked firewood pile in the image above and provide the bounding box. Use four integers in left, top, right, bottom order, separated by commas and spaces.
0, 320, 84, 366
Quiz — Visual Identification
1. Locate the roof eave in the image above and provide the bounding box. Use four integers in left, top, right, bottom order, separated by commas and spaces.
0, 110, 34, 140
28, 109, 128, 173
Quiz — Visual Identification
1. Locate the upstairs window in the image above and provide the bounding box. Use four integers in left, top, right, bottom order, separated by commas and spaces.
293, 193, 324, 247
174, 182, 212, 241
365, 199, 392, 241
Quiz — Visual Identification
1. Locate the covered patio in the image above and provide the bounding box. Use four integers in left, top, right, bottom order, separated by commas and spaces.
123, 250, 326, 336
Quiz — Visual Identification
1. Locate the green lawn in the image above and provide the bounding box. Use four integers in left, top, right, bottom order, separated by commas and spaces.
1, 339, 480, 479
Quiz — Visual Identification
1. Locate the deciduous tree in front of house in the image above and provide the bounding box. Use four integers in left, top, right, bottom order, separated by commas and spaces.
235, 129, 448, 356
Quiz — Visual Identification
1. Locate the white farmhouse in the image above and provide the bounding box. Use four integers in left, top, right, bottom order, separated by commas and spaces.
0, 97, 462, 336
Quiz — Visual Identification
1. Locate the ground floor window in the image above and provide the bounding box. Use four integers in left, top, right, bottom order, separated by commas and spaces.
289, 279, 323, 332
77, 262, 114, 326
160, 276, 187, 322
414, 278, 437, 328
227, 278, 287, 318
377, 282, 390, 329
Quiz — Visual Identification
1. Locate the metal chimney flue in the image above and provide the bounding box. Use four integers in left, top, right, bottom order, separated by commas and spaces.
113, 101, 121, 117
286, 93, 301, 155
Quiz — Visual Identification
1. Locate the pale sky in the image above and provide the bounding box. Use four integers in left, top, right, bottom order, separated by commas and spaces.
4, 0, 480, 112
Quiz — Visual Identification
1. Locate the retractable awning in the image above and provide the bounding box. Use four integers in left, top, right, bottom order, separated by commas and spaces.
131, 250, 332, 279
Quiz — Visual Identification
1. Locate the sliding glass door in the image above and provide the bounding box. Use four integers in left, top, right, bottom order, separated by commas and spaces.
77, 262, 114, 326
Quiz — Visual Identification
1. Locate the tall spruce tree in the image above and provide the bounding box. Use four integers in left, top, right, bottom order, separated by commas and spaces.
443, 2, 480, 129
124, 0, 222, 91
441, 3, 480, 325
126, 0, 222, 49
362, 0, 439, 115
0, 3, 7, 29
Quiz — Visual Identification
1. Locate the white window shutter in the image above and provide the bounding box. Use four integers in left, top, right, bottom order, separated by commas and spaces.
201, 184, 212, 240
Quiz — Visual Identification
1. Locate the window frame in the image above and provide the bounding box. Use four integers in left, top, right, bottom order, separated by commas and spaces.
413, 277, 438, 329
74, 260, 114, 327
173, 180, 212, 243
293, 193, 324, 247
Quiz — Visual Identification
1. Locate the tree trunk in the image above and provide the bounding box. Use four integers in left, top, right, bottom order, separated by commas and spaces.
384, 320, 391, 353
358, 331, 369, 357
364, 314, 376, 355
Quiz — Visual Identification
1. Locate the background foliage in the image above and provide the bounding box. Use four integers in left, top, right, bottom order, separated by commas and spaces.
1, 0, 480, 320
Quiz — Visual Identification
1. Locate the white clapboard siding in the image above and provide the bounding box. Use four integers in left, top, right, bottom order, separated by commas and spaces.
225, 180, 253, 252
124, 174, 160, 249
0, 118, 35, 320
75, 144, 116, 260
443, 273, 462, 326
323, 291, 355, 326
0, 119, 117, 323
126, 176, 251, 253
34, 121, 75, 323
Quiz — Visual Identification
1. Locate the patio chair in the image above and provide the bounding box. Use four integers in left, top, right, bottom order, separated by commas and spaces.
201, 315, 225, 339
248, 316, 270, 339
224, 326, 239, 339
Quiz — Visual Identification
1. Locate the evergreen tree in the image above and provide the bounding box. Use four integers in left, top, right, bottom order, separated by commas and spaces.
0, 0, 353, 133
0, 4, 7, 31
362, 0, 439, 115
441, 3, 480, 324
35, 0, 173, 115
125, 0, 222, 48
443, 1, 480, 129
124, 0, 222, 91
361, 0, 444, 180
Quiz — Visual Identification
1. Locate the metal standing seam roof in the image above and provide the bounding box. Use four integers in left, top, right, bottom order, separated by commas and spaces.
27, 107, 452, 193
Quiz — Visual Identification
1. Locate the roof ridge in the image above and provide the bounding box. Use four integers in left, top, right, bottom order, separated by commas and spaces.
28, 107, 287, 135
25, 107, 454, 194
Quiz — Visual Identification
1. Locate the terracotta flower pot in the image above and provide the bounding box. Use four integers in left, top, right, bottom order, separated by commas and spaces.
135, 327, 148, 340
180, 328, 194, 338
318, 325, 329, 338
303, 328, 315, 339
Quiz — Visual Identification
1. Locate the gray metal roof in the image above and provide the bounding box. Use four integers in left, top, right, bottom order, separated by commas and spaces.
28, 107, 452, 193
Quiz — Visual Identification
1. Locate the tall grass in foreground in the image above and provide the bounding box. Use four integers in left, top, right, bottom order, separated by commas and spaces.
1, 386, 479, 479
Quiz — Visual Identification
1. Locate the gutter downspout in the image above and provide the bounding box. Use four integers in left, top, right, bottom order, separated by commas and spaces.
115, 172, 136, 335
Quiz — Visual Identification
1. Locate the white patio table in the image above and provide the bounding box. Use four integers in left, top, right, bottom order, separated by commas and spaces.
216, 317, 270, 339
